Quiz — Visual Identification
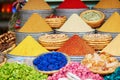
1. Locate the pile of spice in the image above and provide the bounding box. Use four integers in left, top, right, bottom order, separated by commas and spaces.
22, 0, 51, 10
98, 12, 120, 32
102, 34, 120, 56
19, 13, 52, 32
58, 14, 94, 32
33, 51, 68, 71
48, 62, 103, 80
57, 0, 87, 9
9, 36, 48, 56
57, 35, 95, 56
104, 67, 120, 80
0, 63, 48, 80
94, 0, 120, 8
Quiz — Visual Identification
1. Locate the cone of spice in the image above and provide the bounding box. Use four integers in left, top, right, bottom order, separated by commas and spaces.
22, 0, 51, 10
57, 35, 95, 56
94, 0, 120, 8
58, 0, 87, 9
19, 13, 52, 33
9, 36, 49, 56
93, 0, 120, 20
102, 34, 120, 56
58, 14, 94, 32
98, 12, 120, 32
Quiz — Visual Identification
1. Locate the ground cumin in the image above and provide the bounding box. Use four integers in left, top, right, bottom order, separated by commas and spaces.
19, 13, 52, 32
57, 35, 95, 56
94, 0, 120, 8
98, 12, 120, 32
22, 0, 51, 10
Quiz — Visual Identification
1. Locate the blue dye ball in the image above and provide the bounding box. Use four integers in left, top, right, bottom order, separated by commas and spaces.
33, 51, 68, 71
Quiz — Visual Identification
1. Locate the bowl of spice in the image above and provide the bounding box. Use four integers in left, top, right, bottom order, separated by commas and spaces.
38, 33, 69, 50
83, 33, 112, 51
80, 10, 105, 28
33, 51, 70, 74
45, 14, 67, 29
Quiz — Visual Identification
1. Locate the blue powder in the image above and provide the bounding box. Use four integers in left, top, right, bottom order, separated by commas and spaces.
33, 51, 68, 71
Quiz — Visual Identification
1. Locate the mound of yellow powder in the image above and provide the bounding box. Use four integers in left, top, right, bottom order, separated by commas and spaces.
22, 0, 51, 10
98, 12, 120, 32
19, 13, 52, 32
94, 0, 120, 8
58, 14, 94, 32
9, 36, 49, 56
102, 34, 120, 56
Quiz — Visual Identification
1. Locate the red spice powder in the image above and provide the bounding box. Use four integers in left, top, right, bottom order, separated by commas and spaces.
58, 0, 88, 9
57, 35, 95, 56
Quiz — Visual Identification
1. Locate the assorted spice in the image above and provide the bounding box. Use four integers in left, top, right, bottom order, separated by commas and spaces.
57, 0, 87, 9
9, 36, 49, 56
58, 14, 94, 32
57, 35, 95, 56
94, 0, 120, 8
98, 12, 120, 32
22, 0, 51, 10
19, 13, 52, 32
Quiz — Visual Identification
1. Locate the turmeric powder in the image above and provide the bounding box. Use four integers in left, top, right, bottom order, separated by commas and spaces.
94, 0, 120, 8
19, 13, 52, 32
9, 36, 49, 56
98, 12, 120, 32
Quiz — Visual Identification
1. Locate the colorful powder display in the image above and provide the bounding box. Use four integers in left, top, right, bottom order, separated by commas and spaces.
57, 35, 95, 56
58, 0, 87, 9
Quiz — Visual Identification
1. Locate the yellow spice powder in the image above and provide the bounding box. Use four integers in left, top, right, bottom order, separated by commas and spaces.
98, 12, 120, 32
22, 0, 51, 10
94, 0, 120, 8
9, 35, 49, 56
19, 13, 52, 32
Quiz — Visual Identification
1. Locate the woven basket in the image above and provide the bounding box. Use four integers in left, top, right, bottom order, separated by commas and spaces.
86, 40, 111, 50
38, 34, 69, 50
45, 16, 66, 29
80, 10, 105, 28
39, 41, 67, 50
2, 44, 16, 54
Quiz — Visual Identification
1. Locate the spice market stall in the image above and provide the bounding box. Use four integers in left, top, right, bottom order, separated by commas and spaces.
0, 0, 120, 80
